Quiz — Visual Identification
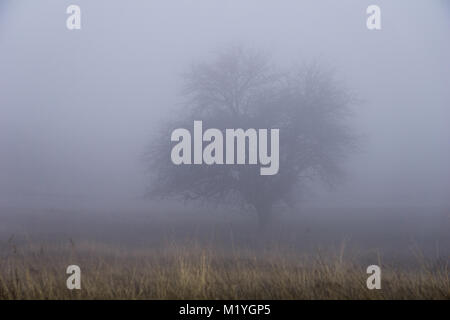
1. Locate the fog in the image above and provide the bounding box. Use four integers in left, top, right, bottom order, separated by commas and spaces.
1, 0, 449, 213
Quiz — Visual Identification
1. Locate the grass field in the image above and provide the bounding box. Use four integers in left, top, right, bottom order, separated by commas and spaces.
0, 206, 449, 299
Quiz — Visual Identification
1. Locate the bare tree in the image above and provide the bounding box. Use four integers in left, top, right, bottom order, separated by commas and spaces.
146, 47, 357, 228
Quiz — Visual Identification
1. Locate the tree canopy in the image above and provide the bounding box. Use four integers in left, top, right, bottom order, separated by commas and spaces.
146, 47, 357, 227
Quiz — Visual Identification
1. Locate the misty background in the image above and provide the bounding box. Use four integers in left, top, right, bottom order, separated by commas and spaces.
1, 0, 449, 214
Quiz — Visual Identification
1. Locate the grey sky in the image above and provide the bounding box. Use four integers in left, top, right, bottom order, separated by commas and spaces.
0, 0, 449, 209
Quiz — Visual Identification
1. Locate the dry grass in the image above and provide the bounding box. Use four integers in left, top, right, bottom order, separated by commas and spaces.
0, 240, 448, 300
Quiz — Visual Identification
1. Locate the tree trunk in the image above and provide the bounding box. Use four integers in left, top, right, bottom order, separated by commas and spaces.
255, 202, 273, 230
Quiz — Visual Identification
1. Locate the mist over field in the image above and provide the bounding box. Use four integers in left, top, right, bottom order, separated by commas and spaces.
0, 1, 449, 299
